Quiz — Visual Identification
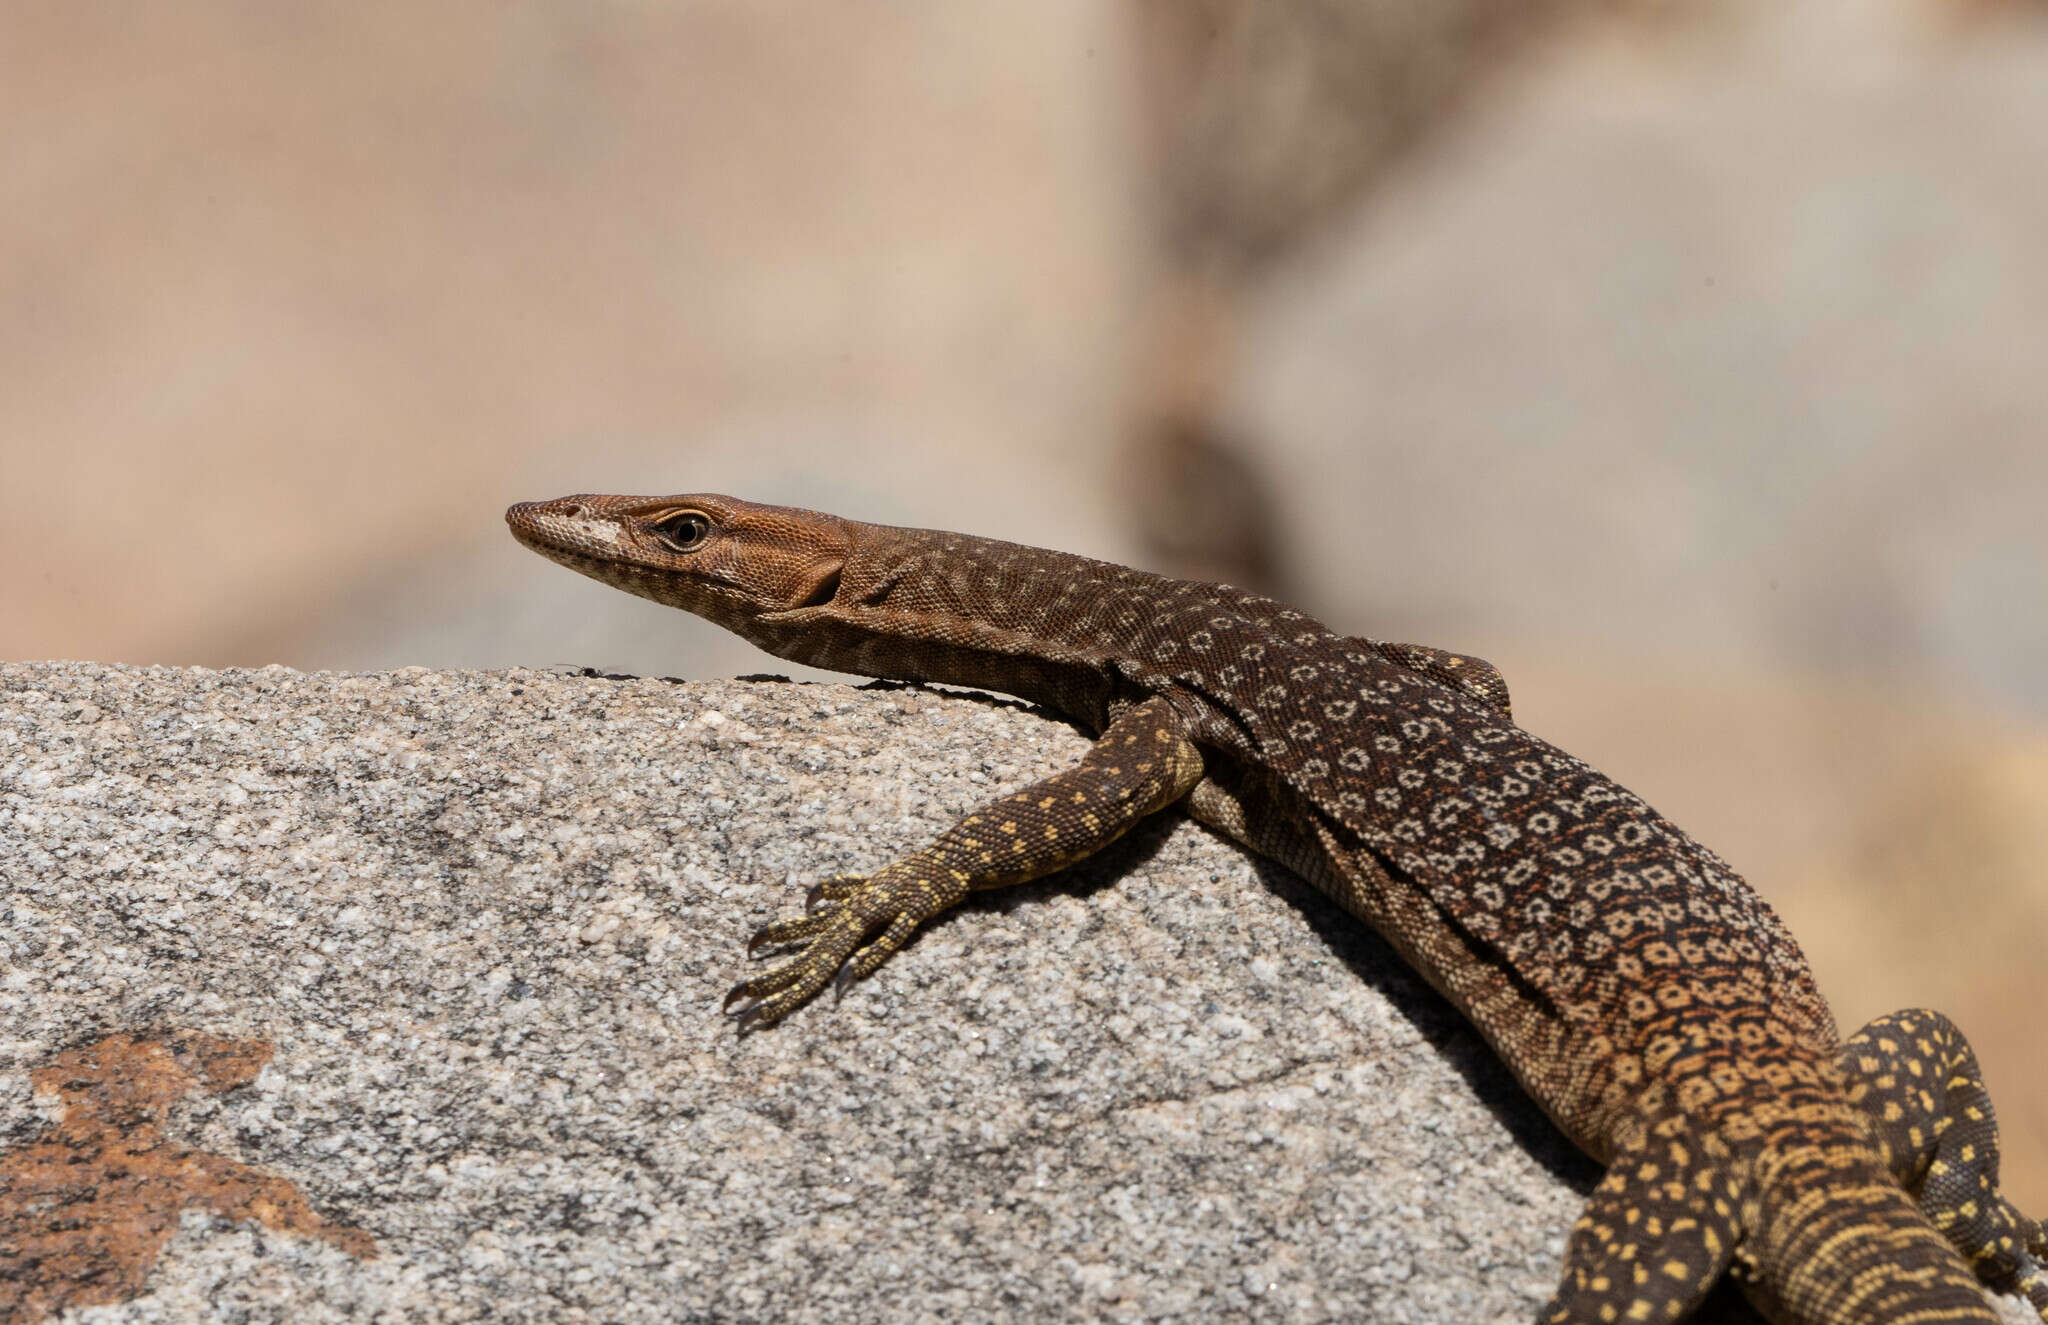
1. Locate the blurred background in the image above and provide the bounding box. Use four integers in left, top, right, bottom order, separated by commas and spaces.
5, 0, 2044, 1202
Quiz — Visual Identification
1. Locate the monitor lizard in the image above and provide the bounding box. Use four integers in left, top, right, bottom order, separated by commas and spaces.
507, 491, 2046, 1324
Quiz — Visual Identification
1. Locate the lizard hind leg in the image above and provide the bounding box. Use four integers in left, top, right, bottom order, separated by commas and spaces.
1539, 1124, 1741, 1324
1841, 1009, 2048, 1319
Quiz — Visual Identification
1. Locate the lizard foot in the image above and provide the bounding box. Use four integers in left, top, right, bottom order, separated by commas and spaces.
723, 865, 968, 1031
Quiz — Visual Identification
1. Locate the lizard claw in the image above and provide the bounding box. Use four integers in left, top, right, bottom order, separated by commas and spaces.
723, 986, 779, 1036
806, 873, 866, 913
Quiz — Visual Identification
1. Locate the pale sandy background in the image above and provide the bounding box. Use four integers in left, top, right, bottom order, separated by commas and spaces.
4, 0, 2045, 1204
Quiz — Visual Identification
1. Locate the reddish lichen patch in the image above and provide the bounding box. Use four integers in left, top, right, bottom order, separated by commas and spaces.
0, 1031, 374, 1323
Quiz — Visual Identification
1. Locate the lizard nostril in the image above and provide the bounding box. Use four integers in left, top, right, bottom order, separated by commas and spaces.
560, 503, 586, 518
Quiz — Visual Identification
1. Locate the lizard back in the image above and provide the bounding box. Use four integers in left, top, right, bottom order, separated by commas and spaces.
742, 519, 1841, 1109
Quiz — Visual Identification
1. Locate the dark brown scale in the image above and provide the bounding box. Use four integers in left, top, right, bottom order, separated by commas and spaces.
507, 494, 2048, 1324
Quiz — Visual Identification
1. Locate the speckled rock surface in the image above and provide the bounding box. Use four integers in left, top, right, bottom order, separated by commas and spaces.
8, 662, 2013, 1324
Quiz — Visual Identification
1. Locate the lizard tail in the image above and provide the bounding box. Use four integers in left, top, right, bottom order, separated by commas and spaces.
1542, 1108, 2003, 1324
1743, 1167, 2004, 1323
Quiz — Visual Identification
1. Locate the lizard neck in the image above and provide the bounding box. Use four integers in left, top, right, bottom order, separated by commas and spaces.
730, 522, 1232, 724
736, 605, 1123, 723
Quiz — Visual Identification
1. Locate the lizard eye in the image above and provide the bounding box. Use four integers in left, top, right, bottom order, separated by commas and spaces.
651, 511, 711, 553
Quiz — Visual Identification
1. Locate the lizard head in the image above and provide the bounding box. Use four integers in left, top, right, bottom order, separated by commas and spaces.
506, 493, 851, 627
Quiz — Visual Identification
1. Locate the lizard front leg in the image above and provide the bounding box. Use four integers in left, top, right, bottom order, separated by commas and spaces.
724, 694, 1205, 1031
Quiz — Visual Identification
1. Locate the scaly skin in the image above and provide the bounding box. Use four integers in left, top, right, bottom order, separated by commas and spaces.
507, 492, 2047, 1323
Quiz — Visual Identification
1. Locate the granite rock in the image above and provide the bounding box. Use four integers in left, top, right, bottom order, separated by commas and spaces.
4, 663, 2022, 1323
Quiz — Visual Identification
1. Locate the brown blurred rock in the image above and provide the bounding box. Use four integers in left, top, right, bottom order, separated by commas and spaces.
1129, 0, 1560, 280
1122, 0, 1583, 592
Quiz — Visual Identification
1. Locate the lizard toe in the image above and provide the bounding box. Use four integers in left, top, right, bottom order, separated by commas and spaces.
838, 913, 920, 989
748, 910, 834, 954
805, 874, 866, 912
721, 967, 826, 1031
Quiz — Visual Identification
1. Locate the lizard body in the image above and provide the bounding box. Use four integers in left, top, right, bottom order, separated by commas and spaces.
507, 492, 2046, 1324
